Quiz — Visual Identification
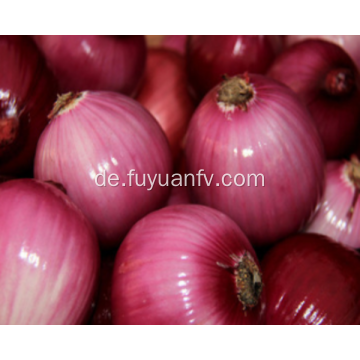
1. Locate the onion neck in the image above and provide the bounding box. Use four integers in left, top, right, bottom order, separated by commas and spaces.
49, 92, 84, 120
346, 155, 360, 219
217, 75, 254, 111
324, 68, 356, 97
234, 252, 263, 310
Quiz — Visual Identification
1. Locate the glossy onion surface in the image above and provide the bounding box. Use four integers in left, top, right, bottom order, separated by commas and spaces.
285, 35, 360, 70
186, 35, 282, 99
35, 91, 172, 248
185, 74, 325, 246
112, 205, 265, 325
33, 35, 146, 96
268, 39, 360, 159
0, 179, 99, 324
306, 158, 360, 248
0, 35, 58, 175
262, 233, 360, 325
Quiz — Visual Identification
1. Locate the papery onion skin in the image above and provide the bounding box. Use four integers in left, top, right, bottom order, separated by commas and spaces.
285, 35, 360, 70
185, 73, 325, 246
33, 35, 146, 96
262, 233, 360, 325
305, 158, 360, 249
268, 39, 360, 159
186, 35, 282, 100
161, 35, 187, 55
112, 204, 265, 325
0, 179, 100, 325
137, 49, 194, 160
0, 35, 58, 176
34, 91, 172, 248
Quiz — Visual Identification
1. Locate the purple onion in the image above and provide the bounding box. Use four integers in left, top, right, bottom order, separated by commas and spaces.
0, 179, 99, 324
306, 156, 360, 248
35, 91, 172, 248
185, 73, 325, 246
33, 35, 146, 96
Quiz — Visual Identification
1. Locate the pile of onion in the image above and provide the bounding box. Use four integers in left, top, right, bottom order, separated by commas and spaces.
268, 39, 360, 159
33, 35, 146, 96
0, 179, 99, 324
111, 204, 265, 325
185, 73, 325, 246
0, 35, 58, 176
34, 91, 172, 248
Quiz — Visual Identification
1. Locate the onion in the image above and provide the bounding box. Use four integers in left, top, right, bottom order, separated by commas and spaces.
33, 35, 146, 96
161, 35, 187, 55
186, 35, 283, 100
268, 39, 360, 159
111, 204, 265, 325
262, 233, 360, 325
305, 156, 360, 248
34, 91, 172, 248
0, 179, 99, 324
285, 35, 360, 70
90, 251, 115, 325
137, 49, 194, 160
185, 73, 325, 246
0, 35, 58, 176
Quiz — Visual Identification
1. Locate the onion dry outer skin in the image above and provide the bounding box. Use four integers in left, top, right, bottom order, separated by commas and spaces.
285, 35, 360, 71
137, 49, 195, 161
0, 35, 58, 176
185, 73, 325, 246
33, 35, 146, 96
0, 179, 100, 325
186, 35, 283, 100
34, 91, 172, 248
306, 158, 360, 248
262, 233, 360, 325
112, 204, 265, 325
268, 39, 360, 159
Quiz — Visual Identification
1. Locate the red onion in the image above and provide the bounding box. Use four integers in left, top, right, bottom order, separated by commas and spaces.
185, 73, 325, 246
186, 35, 283, 100
33, 35, 146, 96
285, 35, 360, 70
161, 35, 187, 55
0, 35, 58, 176
262, 233, 360, 325
0, 179, 99, 324
34, 91, 172, 248
112, 204, 265, 325
305, 156, 360, 248
268, 39, 360, 159
90, 252, 115, 325
137, 49, 194, 160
